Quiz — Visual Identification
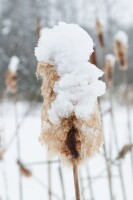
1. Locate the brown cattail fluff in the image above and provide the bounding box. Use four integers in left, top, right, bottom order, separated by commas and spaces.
96, 19, 104, 48
5, 56, 19, 94
5, 70, 17, 93
104, 54, 115, 87
37, 62, 103, 166
90, 47, 97, 66
17, 160, 32, 177
114, 31, 128, 70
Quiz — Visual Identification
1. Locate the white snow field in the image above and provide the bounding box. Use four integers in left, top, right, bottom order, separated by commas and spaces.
0, 98, 133, 200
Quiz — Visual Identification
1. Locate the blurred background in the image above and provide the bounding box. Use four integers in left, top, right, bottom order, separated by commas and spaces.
0, 0, 133, 199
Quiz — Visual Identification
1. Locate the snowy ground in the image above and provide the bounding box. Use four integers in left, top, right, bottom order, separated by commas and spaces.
0, 98, 133, 200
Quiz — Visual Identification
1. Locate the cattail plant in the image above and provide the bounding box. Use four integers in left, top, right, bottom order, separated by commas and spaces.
35, 22, 105, 200
36, 17, 41, 39
90, 46, 97, 66
114, 31, 128, 71
104, 54, 115, 87
5, 56, 19, 94
96, 19, 104, 48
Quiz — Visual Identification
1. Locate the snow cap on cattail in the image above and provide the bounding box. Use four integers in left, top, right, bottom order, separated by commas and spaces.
35, 22, 106, 165
114, 31, 128, 70
104, 54, 115, 87
96, 18, 104, 47
40, 27, 49, 36
5, 55, 19, 94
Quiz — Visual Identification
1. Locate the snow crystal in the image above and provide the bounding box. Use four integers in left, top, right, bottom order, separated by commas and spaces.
35, 22, 106, 124
8, 56, 19, 73
114, 31, 128, 46
105, 54, 116, 67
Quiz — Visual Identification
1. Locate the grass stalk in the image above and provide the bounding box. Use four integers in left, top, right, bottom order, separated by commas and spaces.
73, 161, 80, 200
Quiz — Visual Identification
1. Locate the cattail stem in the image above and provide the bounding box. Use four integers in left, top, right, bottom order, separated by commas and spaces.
79, 172, 85, 200
58, 166, 66, 200
48, 160, 52, 200
73, 161, 80, 200
122, 70, 133, 180
99, 98, 114, 200
109, 87, 127, 200
86, 165, 95, 200
14, 99, 23, 200
3, 160, 10, 200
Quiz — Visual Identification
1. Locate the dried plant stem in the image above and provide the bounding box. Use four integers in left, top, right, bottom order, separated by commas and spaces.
33, 176, 62, 200
48, 160, 52, 200
122, 71, 133, 179
14, 100, 23, 200
3, 160, 10, 200
99, 99, 114, 200
79, 172, 85, 200
6, 88, 39, 152
73, 161, 80, 200
103, 141, 114, 200
109, 88, 127, 200
58, 166, 66, 200
25, 160, 59, 166
86, 165, 95, 200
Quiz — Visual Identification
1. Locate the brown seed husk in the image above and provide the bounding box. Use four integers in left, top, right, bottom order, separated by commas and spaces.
17, 160, 32, 177
96, 19, 104, 48
5, 70, 17, 94
90, 47, 97, 66
36, 17, 41, 39
114, 40, 128, 70
104, 59, 114, 87
37, 63, 103, 165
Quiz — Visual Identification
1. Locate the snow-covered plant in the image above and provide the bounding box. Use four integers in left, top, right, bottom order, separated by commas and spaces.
96, 19, 104, 48
104, 54, 116, 87
5, 56, 19, 94
35, 22, 106, 166
114, 31, 128, 70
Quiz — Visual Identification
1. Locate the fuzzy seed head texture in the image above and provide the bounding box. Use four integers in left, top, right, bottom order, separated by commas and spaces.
105, 54, 116, 67
105, 54, 115, 87
35, 22, 106, 165
114, 31, 128, 47
114, 31, 128, 70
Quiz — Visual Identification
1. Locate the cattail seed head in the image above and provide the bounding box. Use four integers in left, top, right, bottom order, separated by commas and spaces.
90, 47, 97, 66
35, 23, 106, 166
36, 17, 41, 39
5, 56, 19, 94
114, 31, 128, 70
104, 54, 115, 87
96, 19, 104, 48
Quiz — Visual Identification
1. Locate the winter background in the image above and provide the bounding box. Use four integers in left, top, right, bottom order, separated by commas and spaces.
0, 0, 133, 200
